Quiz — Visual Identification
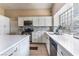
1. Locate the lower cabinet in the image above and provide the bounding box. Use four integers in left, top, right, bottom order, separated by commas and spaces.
57, 44, 73, 56
45, 34, 50, 55
0, 36, 30, 56
32, 31, 47, 43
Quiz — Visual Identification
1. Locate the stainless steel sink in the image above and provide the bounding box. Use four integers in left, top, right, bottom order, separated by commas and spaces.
48, 32, 62, 35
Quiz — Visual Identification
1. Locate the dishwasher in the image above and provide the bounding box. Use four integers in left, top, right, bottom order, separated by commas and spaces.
50, 37, 57, 56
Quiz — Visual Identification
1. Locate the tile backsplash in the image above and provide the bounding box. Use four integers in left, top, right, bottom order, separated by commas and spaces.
33, 26, 50, 32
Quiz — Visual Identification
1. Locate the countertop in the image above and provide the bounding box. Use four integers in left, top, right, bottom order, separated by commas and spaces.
0, 35, 30, 55
46, 32, 79, 56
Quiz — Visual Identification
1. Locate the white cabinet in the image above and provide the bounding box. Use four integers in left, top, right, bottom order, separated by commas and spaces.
45, 34, 50, 55
0, 15, 10, 35
18, 16, 52, 26
45, 17, 52, 26
33, 16, 52, 26
18, 17, 24, 26
39, 17, 45, 26
13, 36, 29, 56
32, 31, 47, 43
0, 36, 30, 56
57, 44, 73, 56
18, 38, 29, 56
33, 17, 39, 26
32, 32, 40, 43
24, 17, 32, 21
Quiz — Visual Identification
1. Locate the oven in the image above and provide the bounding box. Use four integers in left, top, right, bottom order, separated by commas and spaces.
50, 37, 57, 56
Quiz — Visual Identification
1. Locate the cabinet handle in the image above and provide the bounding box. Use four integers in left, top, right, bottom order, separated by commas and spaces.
61, 52, 64, 56
9, 53, 13, 56
9, 48, 17, 56
14, 48, 17, 52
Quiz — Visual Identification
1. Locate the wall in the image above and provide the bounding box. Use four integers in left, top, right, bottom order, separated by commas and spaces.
52, 3, 65, 15
5, 9, 52, 34
0, 7, 5, 15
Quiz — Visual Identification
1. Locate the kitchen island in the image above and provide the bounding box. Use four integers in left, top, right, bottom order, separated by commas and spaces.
46, 32, 79, 56
0, 35, 30, 56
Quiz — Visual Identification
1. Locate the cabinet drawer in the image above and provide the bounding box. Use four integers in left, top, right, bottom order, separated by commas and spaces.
1, 47, 17, 56
57, 44, 73, 56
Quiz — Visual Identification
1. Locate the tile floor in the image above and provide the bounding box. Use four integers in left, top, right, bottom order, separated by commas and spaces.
30, 43, 48, 56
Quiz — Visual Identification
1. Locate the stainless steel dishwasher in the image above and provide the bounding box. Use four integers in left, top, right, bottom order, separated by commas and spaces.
50, 37, 57, 56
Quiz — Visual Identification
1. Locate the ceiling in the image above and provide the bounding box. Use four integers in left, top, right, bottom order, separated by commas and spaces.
0, 3, 53, 10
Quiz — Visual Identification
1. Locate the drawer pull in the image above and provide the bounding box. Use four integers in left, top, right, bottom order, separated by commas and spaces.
9, 53, 13, 56
14, 48, 17, 52
61, 52, 64, 56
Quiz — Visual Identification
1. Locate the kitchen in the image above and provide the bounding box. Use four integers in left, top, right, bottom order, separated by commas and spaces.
0, 3, 79, 56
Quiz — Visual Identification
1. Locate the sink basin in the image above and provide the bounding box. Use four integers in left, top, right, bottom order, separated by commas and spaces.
48, 32, 62, 35
48, 32, 54, 35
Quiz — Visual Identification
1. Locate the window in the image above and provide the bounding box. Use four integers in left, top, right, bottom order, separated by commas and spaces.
59, 7, 73, 34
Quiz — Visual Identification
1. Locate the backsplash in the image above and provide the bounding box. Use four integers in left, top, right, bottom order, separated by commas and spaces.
32, 26, 50, 32
18, 26, 51, 34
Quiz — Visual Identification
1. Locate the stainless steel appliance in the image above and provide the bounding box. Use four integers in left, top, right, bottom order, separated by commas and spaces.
21, 21, 33, 42
50, 37, 57, 56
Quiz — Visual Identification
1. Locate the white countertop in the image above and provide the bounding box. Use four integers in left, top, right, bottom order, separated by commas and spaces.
46, 32, 79, 56
0, 35, 30, 55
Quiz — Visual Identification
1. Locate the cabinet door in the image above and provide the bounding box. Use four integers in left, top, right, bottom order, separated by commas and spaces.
41, 31, 46, 43
33, 17, 39, 26
37, 31, 42, 43
24, 17, 32, 21
13, 36, 30, 56
57, 44, 73, 56
32, 32, 39, 42
32, 32, 41, 43
19, 39, 29, 56
39, 17, 45, 26
45, 17, 52, 26
18, 17, 24, 26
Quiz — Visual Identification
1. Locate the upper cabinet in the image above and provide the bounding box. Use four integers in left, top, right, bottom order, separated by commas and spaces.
45, 17, 52, 26
18, 17, 24, 26
33, 16, 52, 26
18, 16, 52, 26
38, 17, 45, 26
24, 17, 32, 21
32, 17, 39, 26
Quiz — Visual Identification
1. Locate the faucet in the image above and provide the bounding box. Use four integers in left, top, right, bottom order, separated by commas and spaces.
54, 25, 62, 35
